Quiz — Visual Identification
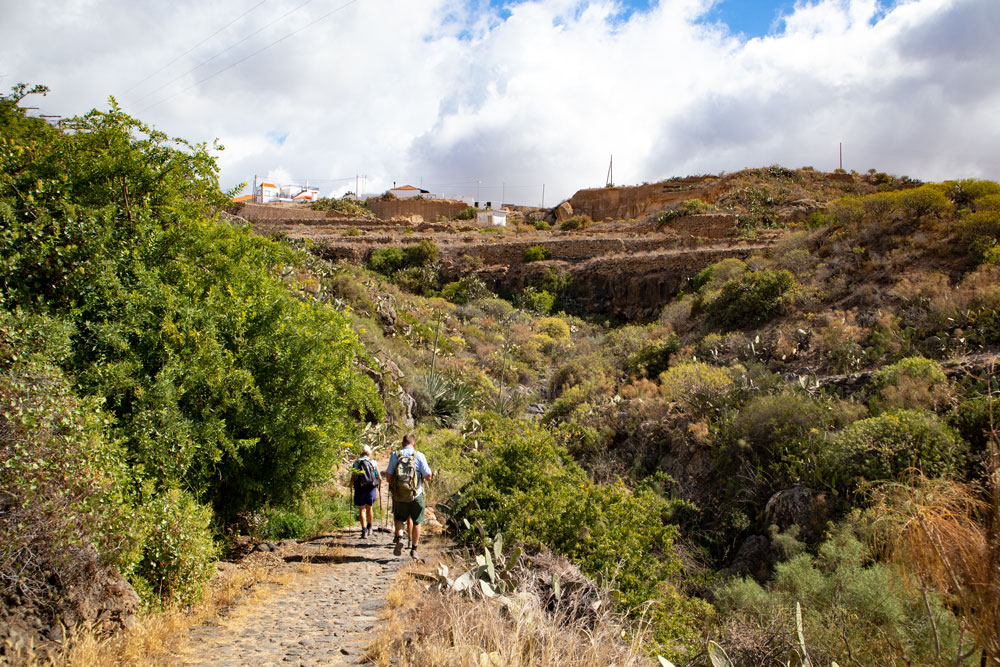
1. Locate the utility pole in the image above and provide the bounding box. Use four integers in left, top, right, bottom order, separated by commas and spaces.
606, 155, 613, 186
502, 182, 505, 207
839, 143, 843, 171
541, 184, 545, 208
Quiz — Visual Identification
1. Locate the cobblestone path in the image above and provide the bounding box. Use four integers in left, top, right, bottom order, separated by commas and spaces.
169, 527, 438, 666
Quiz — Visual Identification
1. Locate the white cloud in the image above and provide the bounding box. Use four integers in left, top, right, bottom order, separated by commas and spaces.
1, 0, 997, 204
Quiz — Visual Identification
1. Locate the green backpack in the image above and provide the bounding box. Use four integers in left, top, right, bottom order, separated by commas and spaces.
390, 450, 420, 502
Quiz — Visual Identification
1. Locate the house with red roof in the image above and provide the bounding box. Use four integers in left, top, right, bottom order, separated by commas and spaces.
388, 184, 430, 199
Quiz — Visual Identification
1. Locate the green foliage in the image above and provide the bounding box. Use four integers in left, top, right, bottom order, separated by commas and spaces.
0, 92, 381, 532
133, 487, 216, 609
310, 197, 373, 218
660, 362, 735, 417
941, 179, 1000, 209
440, 276, 492, 305
367, 247, 406, 275
514, 287, 556, 314
403, 239, 440, 267
412, 372, 472, 425
627, 333, 681, 378
559, 215, 592, 231
260, 486, 355, 540
0, 359, 140, 613
450, 416, 708, 653
454, 206, 477, 221
705, 270, 796, 330
714, 523, 968, 665
872, 356, 951, 412
956, 210, 1000, 262
534, 220, 551, 230
523, 244, 552, 262
536, 316, 571, 340
827, 409, 967, 488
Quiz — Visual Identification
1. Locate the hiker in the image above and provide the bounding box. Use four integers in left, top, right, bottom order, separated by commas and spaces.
351, 445, 381, 539
385, 433, 432, 559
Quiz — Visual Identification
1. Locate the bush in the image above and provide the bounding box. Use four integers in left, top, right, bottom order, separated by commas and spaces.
394, 265, 438, 295
454, 206, 476, 221
705, 269, 797, 330
559, 215, 592, 231
714, 523, 965, 666
536, 316, 571, 340
450, 416, 708, 654
872, 356, 952, 412
827, 409, 967, 488
534, 220, 551, 230
440, 276, 492, 305
523, 244, 552, 262
514, 287, 556, 314
0, 361, 140, 616
956, 210, 1000, 262
402, 239, 439, 267
310, 197, 373, 218
659, 362, 735, 417
627, 333, 680, 379
133, 487, 216, 608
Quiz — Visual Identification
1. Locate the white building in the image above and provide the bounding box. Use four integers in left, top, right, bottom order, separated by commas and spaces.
253, 182, 320, 203
388, 185, 431, 199
477, 209, 507, 227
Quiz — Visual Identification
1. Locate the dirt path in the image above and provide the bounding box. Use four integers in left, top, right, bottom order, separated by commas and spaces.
167, 528, 442, 667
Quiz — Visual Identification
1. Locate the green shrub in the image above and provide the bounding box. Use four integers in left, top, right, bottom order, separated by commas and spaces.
627, 333, 680, 379
394, 265, 438, 295
0, 93, 382, 524
523, 244, 552, 262
133, 487, 216, 609
956, 210, 1000, 262
534, 220, 551, 230
366, 247, 406, 275
559, 215, 592, 231
872, 356, 951, 412
450, 416, 708, 654
660, 362, 735, 417
0, 360, 141, 616
310, 197, 373, 218
454, 206, 476, 221
941, 179, 1000, 208
536, 316, 571, 340
827, 409, 967, 487
705, 269, 796, 330
440, 276, 492, 305
402, 239, 439, 267
514, 287, 556, 314
263, 507, 311, 539
714, 523, 965, 665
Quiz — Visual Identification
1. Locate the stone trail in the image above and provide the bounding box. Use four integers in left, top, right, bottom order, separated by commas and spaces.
168, 527, 435, 667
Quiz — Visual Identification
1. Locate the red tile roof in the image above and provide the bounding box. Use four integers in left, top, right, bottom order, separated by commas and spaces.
391, 185, 420, 191
260, 182, 277, 188
232, 194, 255, 202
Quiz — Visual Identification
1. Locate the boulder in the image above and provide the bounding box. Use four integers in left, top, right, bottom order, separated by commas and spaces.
553, 201, 574, 222
725, 535, 776, 583
764, 486, 832, 542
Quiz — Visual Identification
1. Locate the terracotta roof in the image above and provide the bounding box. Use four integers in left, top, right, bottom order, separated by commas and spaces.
260, 182, 277, 188
232, 194, 255, 203
391, 185, 420, 191
292, 191, 313, 200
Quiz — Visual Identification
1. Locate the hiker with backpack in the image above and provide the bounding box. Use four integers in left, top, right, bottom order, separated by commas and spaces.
385, 433, 432, 559
351, 445, 381, 539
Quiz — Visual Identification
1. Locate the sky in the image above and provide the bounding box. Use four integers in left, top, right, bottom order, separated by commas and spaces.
1, 0, 998, 205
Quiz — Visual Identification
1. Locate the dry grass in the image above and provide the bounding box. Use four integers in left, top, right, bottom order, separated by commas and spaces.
367, 552, 654, 667
873, 418, 1000, 664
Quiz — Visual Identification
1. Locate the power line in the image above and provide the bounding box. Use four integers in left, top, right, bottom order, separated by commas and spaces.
130, 0, 319, 109
123, 0, 267, 96
138, 0, 360, 114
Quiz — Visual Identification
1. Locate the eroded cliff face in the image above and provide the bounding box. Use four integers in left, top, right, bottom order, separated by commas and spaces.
568, 176, 724, 221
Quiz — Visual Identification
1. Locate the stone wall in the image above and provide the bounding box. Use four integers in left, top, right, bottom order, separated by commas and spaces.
368, 199, 468, 221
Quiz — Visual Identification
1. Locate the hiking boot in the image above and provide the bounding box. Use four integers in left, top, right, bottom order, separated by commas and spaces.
393, 534, 403, 557
410, 547, 420, 561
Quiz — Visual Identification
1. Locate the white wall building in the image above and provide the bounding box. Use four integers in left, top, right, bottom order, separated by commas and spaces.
388, 185, 430, 199
477, 209, 507, 227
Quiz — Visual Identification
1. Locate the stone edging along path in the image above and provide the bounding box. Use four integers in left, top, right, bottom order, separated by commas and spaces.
168, 527, 445, 667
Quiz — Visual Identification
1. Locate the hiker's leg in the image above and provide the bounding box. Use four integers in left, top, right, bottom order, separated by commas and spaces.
364, 505, 374, 528
360, 505, 371, 529
411, 496, 427, 547
411, 522, 420, 547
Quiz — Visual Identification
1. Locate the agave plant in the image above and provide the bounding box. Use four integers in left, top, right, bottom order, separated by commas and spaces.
416, 520, 522, 599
